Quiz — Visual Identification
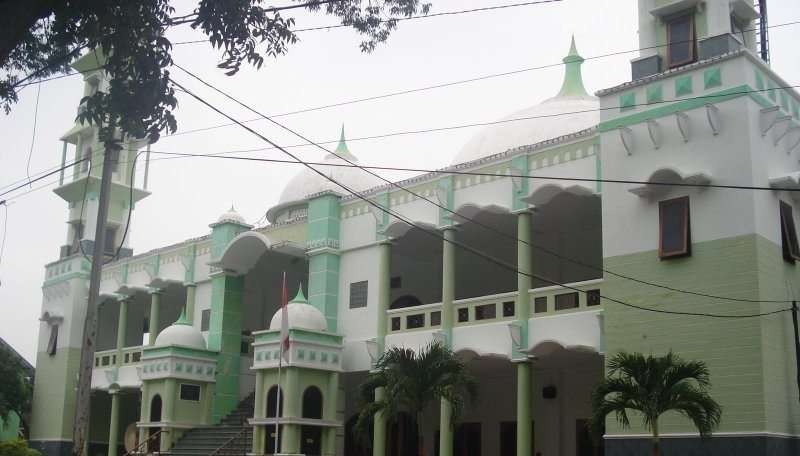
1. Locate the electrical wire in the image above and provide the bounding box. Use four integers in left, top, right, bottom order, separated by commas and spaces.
175, 62, 800, 304
26, 82, 42, 188
169, 75, 794, 318
170, 0, 563, 45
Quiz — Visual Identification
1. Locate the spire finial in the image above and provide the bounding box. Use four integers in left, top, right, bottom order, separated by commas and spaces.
329, 124, 357, 160
556, 35, 588, 98
291, 284, 307, 304
175, 307, 191, 325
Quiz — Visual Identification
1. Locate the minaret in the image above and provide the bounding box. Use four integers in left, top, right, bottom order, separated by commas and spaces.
28, 50, 150, 456
53, 51, 151, 261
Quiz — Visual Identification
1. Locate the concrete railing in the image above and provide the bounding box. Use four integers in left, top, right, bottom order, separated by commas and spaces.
387, 279, 603, 334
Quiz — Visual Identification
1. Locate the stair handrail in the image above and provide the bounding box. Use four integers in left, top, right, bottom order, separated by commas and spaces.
122, 429, 163, 456
210, 426, 249, 456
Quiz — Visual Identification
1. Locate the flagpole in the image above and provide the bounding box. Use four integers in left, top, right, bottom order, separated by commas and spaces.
274, 351, 282, 455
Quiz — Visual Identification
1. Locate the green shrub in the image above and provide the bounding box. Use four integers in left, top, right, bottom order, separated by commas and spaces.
0, 440, 41, 456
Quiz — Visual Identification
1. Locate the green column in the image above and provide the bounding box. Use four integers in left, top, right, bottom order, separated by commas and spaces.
185, 283, 197, 322
373, 387, 386, 456
253, 371, 266, 455
439, 227, 456, 456
107, 392, 120, 456
161, 379, 177, 452
373, 241, 391, 456
440, 228, 456, 342
138, 383, 149, 448
376, 241, 391, 355
323, 372, 340, 455
116, 299, 128, 357
280, 368, 300, 454
202, 384, 213, 425
307, 193, 342, 332
148, 290, 161, 346
208, 273, 244, 422
515, 210, 533, 456
516, 362, 532, 456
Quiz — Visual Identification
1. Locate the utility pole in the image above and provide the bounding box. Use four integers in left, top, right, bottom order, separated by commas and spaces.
72, 145, 116, 456
792, 301, 800, 403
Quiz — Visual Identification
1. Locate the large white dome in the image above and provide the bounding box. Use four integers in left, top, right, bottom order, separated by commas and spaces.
267, 128, 382, 223
269, 288, 328, 332
452, 37, 599, 165
155, 311, 206, 349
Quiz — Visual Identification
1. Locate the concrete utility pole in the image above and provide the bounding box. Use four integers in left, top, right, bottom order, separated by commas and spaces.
72, 146, 116, 456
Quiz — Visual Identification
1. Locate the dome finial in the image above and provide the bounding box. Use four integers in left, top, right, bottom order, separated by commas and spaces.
556, 35, 589, 98
328, 124, 357, 160
291, 284, 307, 304
175, 308, 191, 326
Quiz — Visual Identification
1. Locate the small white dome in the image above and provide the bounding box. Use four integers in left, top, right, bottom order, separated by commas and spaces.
266, 127, 382, 223
452, 37, 599, 165
155, 312, 206, 349
217, 206, 247, 225
269, 288, 327, 332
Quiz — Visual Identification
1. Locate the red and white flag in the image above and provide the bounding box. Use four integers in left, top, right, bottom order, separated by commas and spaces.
280, 272, 290, 362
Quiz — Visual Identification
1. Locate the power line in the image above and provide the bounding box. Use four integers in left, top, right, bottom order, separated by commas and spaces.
26, 82, 42, 188
173, 62, 800, 304
170, 0, 563, 45
166, 19, 800, 137
168, 75, 793, 318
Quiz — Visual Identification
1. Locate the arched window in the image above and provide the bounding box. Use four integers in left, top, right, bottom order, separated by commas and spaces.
149, 395, 162, 422
301, 386, 323, 419
390, 295, 423, 310
266, 385, 283, 418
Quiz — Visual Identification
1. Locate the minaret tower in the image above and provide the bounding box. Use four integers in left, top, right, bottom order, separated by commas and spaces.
29, 51, 151, 456
54, 52, 151, 261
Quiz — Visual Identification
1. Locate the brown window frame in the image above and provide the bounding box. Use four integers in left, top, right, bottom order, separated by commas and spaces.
659, 196, 691, 259
780, 201, 800, 262
666, 13, 697, 68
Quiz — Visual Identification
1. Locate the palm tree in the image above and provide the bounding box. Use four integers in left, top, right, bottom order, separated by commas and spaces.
355, 342, 477, 456
590, 351, 722, 456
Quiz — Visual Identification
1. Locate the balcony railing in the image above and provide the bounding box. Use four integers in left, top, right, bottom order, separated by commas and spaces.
387, 279, 603, 333
93, 346, 143, 368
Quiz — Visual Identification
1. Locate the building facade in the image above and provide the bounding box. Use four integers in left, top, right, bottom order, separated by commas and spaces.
29, 1, 800, 455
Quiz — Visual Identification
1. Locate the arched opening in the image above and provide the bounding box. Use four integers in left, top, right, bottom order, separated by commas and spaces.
389, 225, 443, 307
149, 395, 162, 452
302, 386, 323, 419
300, 386, 324, 456
390, 295, 423, 310
388, 411, 417, 456
265, 386, 283, 454
530, 192, 602, 286
344, 414, 372, 456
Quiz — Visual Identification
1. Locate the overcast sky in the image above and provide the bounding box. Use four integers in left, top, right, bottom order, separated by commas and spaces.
1, 0, 799, 363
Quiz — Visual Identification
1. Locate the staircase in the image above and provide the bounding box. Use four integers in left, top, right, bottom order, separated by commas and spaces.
170, 393, 254, 455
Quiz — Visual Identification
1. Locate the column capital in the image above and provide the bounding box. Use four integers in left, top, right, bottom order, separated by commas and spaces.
147, 287, 163, 295
183, 282, 197, 288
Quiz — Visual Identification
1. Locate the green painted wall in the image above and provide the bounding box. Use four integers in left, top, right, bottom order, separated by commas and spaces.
0, 413, 21, 441
208, 273, 245, 423
603, 234, 782, 435
754, 236, 800, 435
30, 347, 82, 441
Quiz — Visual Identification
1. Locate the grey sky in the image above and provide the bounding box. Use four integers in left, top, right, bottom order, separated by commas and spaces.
1, 0, 798, 363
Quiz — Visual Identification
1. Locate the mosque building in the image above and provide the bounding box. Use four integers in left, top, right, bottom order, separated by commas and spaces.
28, 1, 800, 455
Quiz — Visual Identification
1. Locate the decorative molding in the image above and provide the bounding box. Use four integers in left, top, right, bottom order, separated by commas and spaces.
760, 106, 781, 136
619, 127, 635, 155
646, 119, 662, 149
705, 104, 721, 136
770, 116, 792, 145
675, 111, 690, 142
